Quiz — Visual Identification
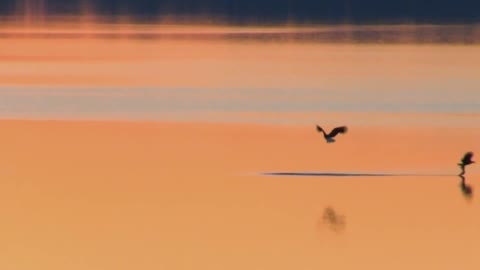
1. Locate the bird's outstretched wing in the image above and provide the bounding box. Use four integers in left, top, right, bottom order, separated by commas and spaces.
316, 125, 324, 133
328, 126, 348, 137
461, 151, 474, 164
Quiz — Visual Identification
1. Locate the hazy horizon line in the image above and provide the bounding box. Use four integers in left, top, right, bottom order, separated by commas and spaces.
0, 20, 479, 44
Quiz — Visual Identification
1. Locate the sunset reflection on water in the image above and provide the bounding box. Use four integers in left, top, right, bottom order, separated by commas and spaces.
0, 18, 479, 270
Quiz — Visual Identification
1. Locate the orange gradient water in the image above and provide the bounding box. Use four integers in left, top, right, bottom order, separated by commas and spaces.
0, 21, 479, 270
0, 120, 478, 270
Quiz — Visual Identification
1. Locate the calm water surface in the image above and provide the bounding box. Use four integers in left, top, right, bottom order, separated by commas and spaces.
0, 24, 479, 125
0, 24, 479, 270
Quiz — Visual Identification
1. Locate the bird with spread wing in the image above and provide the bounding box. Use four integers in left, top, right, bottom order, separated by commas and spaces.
316, 125, 348, 143
458, 151, 475, 176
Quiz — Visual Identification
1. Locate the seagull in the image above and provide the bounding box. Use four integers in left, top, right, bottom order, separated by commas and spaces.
458, 151, 475, 176
316, 125, 348, 143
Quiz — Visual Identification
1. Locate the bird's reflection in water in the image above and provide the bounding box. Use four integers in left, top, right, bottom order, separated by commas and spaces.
319, 206, 346, 233
459, 175, 474, 200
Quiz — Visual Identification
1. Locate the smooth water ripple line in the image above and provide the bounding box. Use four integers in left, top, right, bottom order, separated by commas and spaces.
261, 172, 455, 177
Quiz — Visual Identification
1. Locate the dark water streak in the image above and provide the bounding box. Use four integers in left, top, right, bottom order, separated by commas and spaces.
262, 172, 454, 177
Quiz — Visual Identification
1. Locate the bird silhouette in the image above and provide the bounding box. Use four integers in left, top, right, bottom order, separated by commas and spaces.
458, 151, 475, 176
316, 125, 348, 143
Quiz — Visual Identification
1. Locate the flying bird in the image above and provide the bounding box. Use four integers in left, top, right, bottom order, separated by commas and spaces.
459, 152, 475, 166
458, 151, 475, 176
316, 125, 348, 143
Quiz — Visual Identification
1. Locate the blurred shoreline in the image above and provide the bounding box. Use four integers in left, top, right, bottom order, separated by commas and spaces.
0, 19, 479, 44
